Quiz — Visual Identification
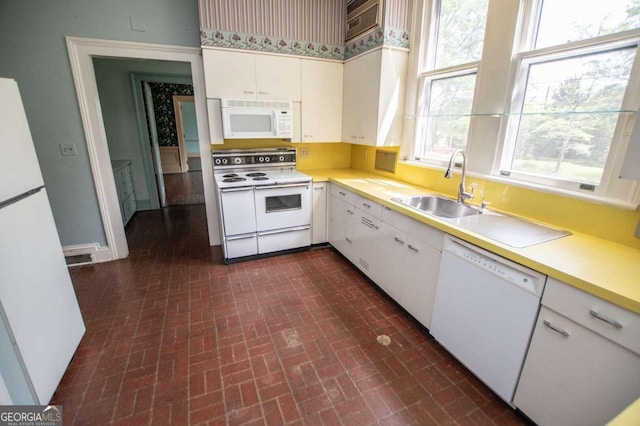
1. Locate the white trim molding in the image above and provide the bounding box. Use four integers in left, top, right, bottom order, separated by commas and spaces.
63, 243, 112, 265
65, 36, 220, 261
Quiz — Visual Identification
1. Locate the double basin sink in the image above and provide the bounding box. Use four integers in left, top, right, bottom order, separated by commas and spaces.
391, 195, 570, 248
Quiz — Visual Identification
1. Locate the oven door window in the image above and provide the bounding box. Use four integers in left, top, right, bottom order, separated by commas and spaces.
265, 194, 301, 213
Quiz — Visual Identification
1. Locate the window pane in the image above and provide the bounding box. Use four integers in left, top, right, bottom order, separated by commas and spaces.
434, 0, 489, 68
507, 48, 634, 184
536, 0, 640, 49
417, 73, 477, 161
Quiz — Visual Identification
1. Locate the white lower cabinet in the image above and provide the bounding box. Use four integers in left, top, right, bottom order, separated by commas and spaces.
328, 184, 444, 329
514, 279, 640, 426
328, 194, 356, 262
312, 182, 327, 244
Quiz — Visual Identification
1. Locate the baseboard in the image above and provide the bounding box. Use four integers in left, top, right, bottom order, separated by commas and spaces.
63, 243, 112, 266
136, 198, 152, 211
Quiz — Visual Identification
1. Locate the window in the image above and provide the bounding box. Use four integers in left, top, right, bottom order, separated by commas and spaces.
502, 0, 640, 195
413, 0, 489, 163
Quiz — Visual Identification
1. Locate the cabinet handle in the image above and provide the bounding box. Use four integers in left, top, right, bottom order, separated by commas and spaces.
373, 225, 379, 230
339, 191, 346, 196
589, 309, 623, 329
258, 91, 270, 95
314, 187, 324, 191
394, 237, 405, 245
346, 209, 354, 214
408, 244, 419, 253
243, 90, 255, 94
304, 134, 313, 138
543, 320, 570, 337
363, 203, 371, 208
346, 237, 352, 243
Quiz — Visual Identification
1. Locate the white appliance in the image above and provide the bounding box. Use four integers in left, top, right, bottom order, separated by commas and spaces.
430, 236, 546, 404
0, 78, 85, 404
213, 148, 312, 263
220, 99, 293, 139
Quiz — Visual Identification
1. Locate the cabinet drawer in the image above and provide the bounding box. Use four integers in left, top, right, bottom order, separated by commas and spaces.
330, 184, 356, 205
383, 206, 444, 250
543, 278, 640, 355
354, 194, 382, 219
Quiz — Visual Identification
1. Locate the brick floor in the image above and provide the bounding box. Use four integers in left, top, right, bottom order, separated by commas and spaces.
52, 205, 530, 425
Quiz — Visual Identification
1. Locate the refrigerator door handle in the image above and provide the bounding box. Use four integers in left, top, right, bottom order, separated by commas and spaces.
0, 186, 43, 210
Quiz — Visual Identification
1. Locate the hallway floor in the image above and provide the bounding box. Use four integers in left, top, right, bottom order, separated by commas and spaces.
52, 205, 529, 425
164, 170, 205, 206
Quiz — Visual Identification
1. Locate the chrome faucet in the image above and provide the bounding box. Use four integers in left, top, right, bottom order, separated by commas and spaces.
444, 149, 473, 203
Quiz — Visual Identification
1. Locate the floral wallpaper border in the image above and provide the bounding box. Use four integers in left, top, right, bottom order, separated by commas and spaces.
344, 27, 410, 60
200, 27, 410, 60
200, 29, 344, 60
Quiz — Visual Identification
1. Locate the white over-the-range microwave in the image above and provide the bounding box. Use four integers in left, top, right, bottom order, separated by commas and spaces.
220, 99, 293, 139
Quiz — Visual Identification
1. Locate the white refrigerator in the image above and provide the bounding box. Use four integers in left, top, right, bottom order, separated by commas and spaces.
0, 78, 85, 404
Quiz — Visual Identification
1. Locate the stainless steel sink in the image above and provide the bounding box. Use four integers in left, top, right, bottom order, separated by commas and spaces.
391, 194, 570, 247
391, 195, 481, 219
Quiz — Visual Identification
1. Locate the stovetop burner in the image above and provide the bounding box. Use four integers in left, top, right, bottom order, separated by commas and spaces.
223, 173, 238, 178
246, 172, 266, 177
223, 177, 246, 183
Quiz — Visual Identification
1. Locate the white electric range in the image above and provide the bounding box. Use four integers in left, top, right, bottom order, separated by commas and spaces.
212, 148, 312, 263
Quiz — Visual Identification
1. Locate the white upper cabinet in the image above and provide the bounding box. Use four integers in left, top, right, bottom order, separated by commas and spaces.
203, 49, 301, 101
342, 48, 408, 146
300, 59, 343, 142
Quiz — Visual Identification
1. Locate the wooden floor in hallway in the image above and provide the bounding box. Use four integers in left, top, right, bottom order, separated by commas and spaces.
52, 204, 530, 425
164, 170, 205, 206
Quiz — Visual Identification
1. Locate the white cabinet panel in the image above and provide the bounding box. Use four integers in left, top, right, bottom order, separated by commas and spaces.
514, 306, 640, 426
301, 60, 343, 142
342, 48, 408, 146
328, 194, 355, 261
203, 49, 256, 99
312, 182, 328, 244
203, 49, 301, 101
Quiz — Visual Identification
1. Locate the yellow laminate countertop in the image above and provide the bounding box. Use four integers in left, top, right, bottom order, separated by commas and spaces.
304, 168, 640, 314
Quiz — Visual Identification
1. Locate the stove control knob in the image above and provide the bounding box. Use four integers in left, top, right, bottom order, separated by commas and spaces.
222, 158, 228, 164
265, 157, 271, 162
279, 156, 285, 162
234, 157, 242, 164
258, 157, 264, 162
214, 159, 221, 165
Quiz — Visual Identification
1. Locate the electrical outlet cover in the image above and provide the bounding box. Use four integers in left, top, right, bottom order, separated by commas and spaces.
59, 143, 77, 156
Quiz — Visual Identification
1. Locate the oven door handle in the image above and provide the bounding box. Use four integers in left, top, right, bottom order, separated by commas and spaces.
226, 233, 256, 241
254, 182, 310, 190
258, 225, 310, 236
221, 187, 254, 193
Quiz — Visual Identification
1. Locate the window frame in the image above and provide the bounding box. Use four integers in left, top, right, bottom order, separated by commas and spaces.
498, 1, 640, 204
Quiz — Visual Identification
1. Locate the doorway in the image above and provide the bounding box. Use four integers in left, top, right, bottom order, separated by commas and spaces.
66, 37, 220, 261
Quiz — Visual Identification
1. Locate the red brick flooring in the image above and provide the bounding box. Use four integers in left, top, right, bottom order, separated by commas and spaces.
52, 205, 530, 425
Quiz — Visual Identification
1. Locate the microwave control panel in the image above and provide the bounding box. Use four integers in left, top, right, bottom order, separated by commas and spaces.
275, 111, 292, 137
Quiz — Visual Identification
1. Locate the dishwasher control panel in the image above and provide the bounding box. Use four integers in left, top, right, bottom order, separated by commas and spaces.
444, 236, 546, 297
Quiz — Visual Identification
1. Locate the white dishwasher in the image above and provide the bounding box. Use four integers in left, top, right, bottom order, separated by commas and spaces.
430, 236, 546, 404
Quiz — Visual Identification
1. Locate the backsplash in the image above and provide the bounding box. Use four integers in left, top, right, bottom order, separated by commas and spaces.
199, 0, 412, 59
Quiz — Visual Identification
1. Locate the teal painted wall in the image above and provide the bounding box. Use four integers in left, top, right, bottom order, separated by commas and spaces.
93, 58, 192, 205
0, 0, 200, 247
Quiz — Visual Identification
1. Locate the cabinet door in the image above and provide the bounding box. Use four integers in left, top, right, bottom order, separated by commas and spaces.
353, 211, 383, 282
255, 55, 301, 101
329, 195, 355, 259
514, 307, 640, 426
202, 49, 256, 99
301, 60, 343, 142
377, 222, 407, 301
399, 235, 441, 329
342, 50, 381, 145
312, 182, 327, 244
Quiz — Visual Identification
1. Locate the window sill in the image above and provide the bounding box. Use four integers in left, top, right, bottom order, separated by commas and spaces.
398, 159, 640, 211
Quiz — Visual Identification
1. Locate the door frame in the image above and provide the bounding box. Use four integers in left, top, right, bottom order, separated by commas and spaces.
173, 94, 195, 173
66, 36, 220, 260
131, 73, 194, 209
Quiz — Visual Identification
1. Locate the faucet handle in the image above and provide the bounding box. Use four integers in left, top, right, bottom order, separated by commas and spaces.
469, 183, 488, 211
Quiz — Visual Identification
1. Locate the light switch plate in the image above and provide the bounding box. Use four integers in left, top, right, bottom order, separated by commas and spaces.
130, 17, 147, 32
59, 143, 77, 156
